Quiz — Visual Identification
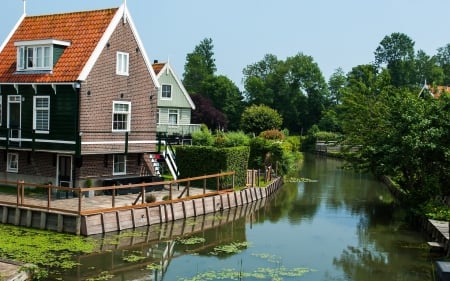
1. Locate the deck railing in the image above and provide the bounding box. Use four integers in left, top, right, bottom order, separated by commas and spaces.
0, 171, 235, 215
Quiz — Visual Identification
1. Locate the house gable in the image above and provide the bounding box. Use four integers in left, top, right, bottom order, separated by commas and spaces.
153, 62, 195, 110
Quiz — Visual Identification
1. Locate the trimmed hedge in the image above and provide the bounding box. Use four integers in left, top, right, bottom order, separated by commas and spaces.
176, 146, 250, 188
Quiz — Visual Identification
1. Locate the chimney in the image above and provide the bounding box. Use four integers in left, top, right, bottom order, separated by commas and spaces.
153, 59, 158, 64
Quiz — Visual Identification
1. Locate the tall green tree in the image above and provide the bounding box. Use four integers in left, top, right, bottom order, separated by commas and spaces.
183, 38, 216, 93
374, 32, 416, 87
435, 43, 450, 85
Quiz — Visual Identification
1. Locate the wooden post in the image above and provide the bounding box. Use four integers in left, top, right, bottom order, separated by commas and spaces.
78, 189, 82, 214
47, 184, 51, 209
217, 176, 219, 192
16, 180, 20, 206
187, 180, 190, 197
112, 186, 116, 208
232, 173, 235, 189
21, 181, 24, 205
203, 177, 206, 195
169, 183, 172, 200
141, 186, 145, 204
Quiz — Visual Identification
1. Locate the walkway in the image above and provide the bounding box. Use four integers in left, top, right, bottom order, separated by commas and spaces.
0, 185, 206, 214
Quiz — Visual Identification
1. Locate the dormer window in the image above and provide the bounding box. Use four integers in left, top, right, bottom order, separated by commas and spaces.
15, 39, 71, 71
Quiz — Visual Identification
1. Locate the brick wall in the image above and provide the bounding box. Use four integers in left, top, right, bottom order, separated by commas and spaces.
79, 18, 157, 154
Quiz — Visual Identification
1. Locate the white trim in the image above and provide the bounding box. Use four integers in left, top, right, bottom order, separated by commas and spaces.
161, 84, 173, 100
116, 51, 129, 76
0, 14, 26, 54
113, 154, 127, 175
122, 5, 160, 88
7, 152, 19, 173
78, 5, 124, 81
33, 96, 50, 132
112, 101, 131, 132
14, 39, 71, 47
0, 137, 75, 145
82, 140, 153, 145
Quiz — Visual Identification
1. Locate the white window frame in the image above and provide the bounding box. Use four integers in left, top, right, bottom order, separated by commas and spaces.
113, 154, 126, 175
7, 153, 19, 173
33, 96, 50, 133
112, 101, 131, 132
161, 84, 172, 99
116, 52, 129, 76
16, 45, 53, 71
168, 109, 179, 125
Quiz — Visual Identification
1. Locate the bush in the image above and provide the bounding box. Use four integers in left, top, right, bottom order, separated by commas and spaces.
192, 125, 214, 146
145, 193, 156, 203
260, 129, 285, 140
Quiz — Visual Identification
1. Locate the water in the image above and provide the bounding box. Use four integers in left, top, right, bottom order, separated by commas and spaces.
63, 154, 434, 280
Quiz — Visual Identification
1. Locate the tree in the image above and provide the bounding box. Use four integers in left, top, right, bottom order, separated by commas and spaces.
183, 38, 216, 93
328, 68, 346, 105
201, 75, 244, 131
242, 53, 328, 133
240, 104, 282, 135
415, 50, 444, 86
374, 32, 416, 87
191, 94, 228, 130
435, 43, 450, 85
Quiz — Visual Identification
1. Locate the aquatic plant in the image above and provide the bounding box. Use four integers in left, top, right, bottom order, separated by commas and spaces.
122, 252, 146, 263
0, 224, 96, 280
210, 241, 250, 255
176, 236, 206, 245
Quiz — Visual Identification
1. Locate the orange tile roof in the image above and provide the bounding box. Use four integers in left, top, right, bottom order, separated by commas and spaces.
0, 8, 118, 83
152, 62, 166, 75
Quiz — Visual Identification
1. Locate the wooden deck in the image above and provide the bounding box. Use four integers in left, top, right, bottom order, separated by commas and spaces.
0, 174, 283, 236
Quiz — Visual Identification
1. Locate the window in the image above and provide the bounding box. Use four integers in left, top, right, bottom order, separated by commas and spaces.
157, 108, 160, 124
7, 153, 18, 173
169, 109, 178, 125
17, 46, 52, 70
113, 154, 126, 175
116, 52, 129, 75
112, 101, 131, 132
15, 39, 70, 71
33, 96, 50, 132
161, 84, 172, 99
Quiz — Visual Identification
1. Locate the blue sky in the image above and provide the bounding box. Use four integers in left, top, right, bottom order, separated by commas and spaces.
2, 0, 450, 90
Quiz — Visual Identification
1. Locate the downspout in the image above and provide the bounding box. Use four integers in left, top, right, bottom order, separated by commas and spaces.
74, 82, 81, 188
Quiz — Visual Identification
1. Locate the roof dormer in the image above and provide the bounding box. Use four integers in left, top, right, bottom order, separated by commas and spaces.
14, 39, 71, 72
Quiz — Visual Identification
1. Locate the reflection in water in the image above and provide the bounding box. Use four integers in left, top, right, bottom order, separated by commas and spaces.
60, 154, 434, 281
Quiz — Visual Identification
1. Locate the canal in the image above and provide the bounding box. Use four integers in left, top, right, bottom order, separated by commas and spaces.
62, 154, 434, 280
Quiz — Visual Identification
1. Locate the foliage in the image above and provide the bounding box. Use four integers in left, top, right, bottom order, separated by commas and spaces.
214, 130, 250, 147
145, 193, 156, 203
191, 94, 228, 130
176, 146, 250, 187
259, 129, 285, 140
176, 236, 206, 245
418, 199, 450, 221
243, 53, 329, 133
0, 224, 96, 280
200, 75, 244, 131
240, 104, 283, 135
192, 124, 214, 146
183, 38, 216, 94
210, 241, 250, 255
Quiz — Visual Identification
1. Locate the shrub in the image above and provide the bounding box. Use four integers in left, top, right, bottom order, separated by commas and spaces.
145, 193, 156, 203
192, 126, 214, 146
259, 129, 285, 140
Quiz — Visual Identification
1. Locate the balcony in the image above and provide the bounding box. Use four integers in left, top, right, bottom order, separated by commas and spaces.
156, 123, 201, 138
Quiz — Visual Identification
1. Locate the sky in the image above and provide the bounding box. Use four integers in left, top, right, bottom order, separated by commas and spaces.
2, 0, 450, 91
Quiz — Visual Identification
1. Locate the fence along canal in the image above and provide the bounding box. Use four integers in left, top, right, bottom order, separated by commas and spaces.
0, 172, 282, 235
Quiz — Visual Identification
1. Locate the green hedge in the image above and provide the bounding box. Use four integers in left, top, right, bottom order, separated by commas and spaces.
176, 146, 250, 188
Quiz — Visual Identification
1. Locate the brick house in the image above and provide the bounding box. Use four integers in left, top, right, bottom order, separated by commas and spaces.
0, 4, 160, 188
